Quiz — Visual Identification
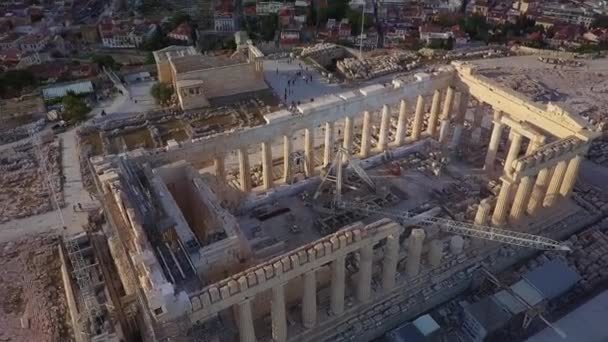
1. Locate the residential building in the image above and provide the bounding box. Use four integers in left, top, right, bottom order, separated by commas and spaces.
168, 22, 193, 43
153, 45, 199, 84
98, 18, 157, 48
18, 32, 50, 52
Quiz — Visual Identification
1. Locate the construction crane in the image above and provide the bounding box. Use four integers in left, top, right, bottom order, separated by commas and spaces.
481, 268, 567, 339
313, 147, 571, 252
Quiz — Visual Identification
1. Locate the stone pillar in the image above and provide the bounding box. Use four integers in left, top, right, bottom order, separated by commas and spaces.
356, 243, 373, 302
450, 125, 463, 149
261, 141, 273, 190
238, 147, 251, 192
473, 198, 492, 248
238, 300, 256, 342
428, 240, 443, 268
509, 175, 534, 222
450, 92, 468, 148
383, 232, 400, 290
330, 255, 345, 315
301, 271, 316, 329
543, 160, 568, 208
492, 177, 513, 226
470, 104, 484, 145
213, 154, 225, 181
395, 100, 408, 146
526, 135, 546, 156
323, 121, 334, 167
378, 105, 390, 151
271, 284, 287, 342
304, 128, 315, 177
527, 167, 551, 215
343, 117, 354, 161
484, 112, 503, 171
411, 95, 425, 141
360, 111, 371, 158
426, 89, 441, 136
503, 131, 523, 175
283, 135, 292, 183
559, 155, 582, 197
405, 228, 425, 278
438, 86, 455, 144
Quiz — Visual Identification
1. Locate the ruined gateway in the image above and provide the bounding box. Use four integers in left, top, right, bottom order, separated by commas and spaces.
91, 61, 598, 342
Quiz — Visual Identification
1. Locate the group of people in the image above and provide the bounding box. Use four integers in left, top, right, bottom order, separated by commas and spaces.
281, 62, 315, 102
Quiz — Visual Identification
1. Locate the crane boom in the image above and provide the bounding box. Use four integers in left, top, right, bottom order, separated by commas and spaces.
337, 201, 570, 251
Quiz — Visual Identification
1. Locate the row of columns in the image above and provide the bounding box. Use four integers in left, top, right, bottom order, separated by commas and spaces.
223, 87, 460, 192
235, 229, 404, 342
490, 154, 583, 226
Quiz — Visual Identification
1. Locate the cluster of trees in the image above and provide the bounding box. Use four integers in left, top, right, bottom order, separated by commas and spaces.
0, 70, 37, 98
317, 0, 374, 35
92, 54, 120, 70
243, 14, 278, 42
61, 93, 90, 123
150, 83, 174, 106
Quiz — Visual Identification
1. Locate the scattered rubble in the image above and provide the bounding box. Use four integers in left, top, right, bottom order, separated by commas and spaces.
337, 52, 419, 80
0, 119, 46, 145
0, 138, 63, 222
0, 235, 71, 342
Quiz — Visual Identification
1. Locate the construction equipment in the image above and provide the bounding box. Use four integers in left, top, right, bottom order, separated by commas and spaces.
481, 268, 567, 339
313, 147, 571, 252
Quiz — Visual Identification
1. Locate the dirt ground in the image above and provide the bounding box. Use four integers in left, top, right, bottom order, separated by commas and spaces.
470, 55, 608, 125
0, 234, 72, 342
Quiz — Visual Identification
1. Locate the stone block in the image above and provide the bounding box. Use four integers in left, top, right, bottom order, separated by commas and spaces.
274, 261, 283, 275
200, 292, 211, 306
315, 243, 325, 258
248, 272, 258, 287
339, 235, 347, 248
330, 236, 340, 251
228, 280, 239, 295
344, 231, 353, 244
191, 296, 202, 310
281, 257, 291, 272
308, 248, 316, 261
220, 286, 230, 300
209, 287, 220, 303
290, 254, 300, 268
298, 250, 308, 264
324, 241, 333, 255
238, 276, 248, 291
264, 265, 274, 279
353, 229, 362, 241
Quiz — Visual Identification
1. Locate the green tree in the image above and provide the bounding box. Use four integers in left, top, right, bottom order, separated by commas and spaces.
141, 30, 169, 51
346, 9, 373, 35
260, 14, 278, 41
150, 83, 174, 105
0, 70, 37, 97
62, 93, 90, 122
92, 54, 119, 70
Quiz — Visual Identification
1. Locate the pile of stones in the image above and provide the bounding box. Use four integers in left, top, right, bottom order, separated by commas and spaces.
337, 53, 419, 80
0, 140, 63, 222
0, 119, 46, 145
300, 43, 343, 59
587, 137, 608, 167
397, 151, 447, 176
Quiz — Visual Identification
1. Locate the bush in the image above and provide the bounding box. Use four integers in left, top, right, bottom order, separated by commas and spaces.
92, 54, 120, 70
62, 93, 90, 123
150, 83, 174, 105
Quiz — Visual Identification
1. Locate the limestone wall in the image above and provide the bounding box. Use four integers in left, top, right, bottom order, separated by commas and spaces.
188, 219, 401, 323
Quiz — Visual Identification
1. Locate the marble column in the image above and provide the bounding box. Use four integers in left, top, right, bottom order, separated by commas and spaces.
238, 147, 251, 192
356, 243, 373, 302
473, 198, 492, 248
503, 131, 523, 175
213, 154, 225, 181
395, 100, 408, 146
383, 232, 400, 290
360, 111, 371, 158
470, 104, 484, 145
405, 228, 425, 278
492, 177, 513, 226
411, 95, 425, 141
509, 175, 534, 222
323, 121, 334, 167
527, 167, 551, 215
271, 284, 287, 342
378, 105, 391, 151
330, 255, 345, 315
450, 91, 468, 148
543, 160, 568, 208
438, 86, 455, 144
261, 141, 273, 190
526, 136, 546, 156
302, 271, 316, 329
343, 117, 354, 161
238, 300, 256, 342
426, 89, 441, 136
304, 128, 315, 177
283, 135, 292, 183
484, 113, 504, 171
559, 155, 582, 197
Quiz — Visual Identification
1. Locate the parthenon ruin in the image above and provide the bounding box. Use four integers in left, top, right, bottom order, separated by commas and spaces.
91, 60, 599, 341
